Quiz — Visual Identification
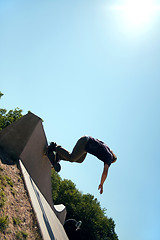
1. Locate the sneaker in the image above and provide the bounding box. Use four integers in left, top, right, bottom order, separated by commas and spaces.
54, 162, 61, 172
48, 142, 57, 153
47, 151, 61, 172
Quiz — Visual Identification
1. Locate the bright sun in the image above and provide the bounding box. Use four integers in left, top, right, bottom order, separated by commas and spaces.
124, 0, 154, 25
111, 0, 160, 30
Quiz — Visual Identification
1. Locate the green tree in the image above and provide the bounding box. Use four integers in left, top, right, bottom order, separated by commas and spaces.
0, 92, 23, 131
0, 92, 3, 99
51, 170, 119, 240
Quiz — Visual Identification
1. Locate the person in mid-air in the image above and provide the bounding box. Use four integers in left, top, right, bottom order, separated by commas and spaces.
47, 136, 117, 194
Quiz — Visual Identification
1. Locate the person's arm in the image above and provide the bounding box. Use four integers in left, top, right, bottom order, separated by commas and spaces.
98, 163, 109, 194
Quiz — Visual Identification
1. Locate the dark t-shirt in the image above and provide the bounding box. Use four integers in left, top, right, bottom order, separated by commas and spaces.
85, 136, 113, 166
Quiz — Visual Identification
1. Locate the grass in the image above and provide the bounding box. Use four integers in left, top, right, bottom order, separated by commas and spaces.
11, 187, 16, 196
0, 172, 14, 190
0, 189, 6, 207
0, 216, 9, 232
0, 174, 7, 188
16, 230, 28, 239
0, 172, 14, 207
13, 217, 22, 226
4, 175, 14, 187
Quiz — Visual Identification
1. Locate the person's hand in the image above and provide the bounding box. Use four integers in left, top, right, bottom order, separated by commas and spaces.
98, 184, 103, 194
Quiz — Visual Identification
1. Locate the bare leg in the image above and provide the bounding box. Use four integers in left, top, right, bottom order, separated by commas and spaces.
56, 136, 88, 163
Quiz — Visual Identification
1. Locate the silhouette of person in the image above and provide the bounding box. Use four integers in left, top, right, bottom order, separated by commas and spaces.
48, 136, 117, 194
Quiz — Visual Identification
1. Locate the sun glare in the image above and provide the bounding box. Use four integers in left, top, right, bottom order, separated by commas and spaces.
110, 0, 160, 31
124, 0, 154, 25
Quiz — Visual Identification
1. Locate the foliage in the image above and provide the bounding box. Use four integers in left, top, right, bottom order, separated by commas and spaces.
13, 217, 22, 226
0, 92, 3, 99
0, 167, 7, 207
4, 175, 14, 187
51, 170, 119, 240
0, 108, 23, 131
0, 168, 15, 207
0, 189, 6, 207
16, 231, 28, 239
0, 216, 9, 232
0, 92, 23, 131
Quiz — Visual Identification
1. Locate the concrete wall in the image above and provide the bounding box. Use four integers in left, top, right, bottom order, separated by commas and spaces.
20, 160, 69, 240
0, 112, 66, 225
0, 112, 40, 162
20, 120, 53, 209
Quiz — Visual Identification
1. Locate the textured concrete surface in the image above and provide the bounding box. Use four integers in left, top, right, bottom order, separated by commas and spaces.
0, 112, 66, 224
0, 112, 40, 162
20, 160, 69, 240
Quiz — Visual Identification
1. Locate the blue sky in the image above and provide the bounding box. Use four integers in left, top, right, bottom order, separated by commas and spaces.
1, 0, 160, 239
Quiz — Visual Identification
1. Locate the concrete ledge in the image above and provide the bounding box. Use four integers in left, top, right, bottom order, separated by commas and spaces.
0, 112, 67, 224
19, 160, 69, 240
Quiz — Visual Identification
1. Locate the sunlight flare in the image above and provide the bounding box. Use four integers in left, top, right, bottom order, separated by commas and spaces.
110, 0, 160, 30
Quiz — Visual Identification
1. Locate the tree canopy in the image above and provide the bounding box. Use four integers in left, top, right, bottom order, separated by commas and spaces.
51, 170, 119, 240
0, 92, 3, 99
0, 92, 23, 131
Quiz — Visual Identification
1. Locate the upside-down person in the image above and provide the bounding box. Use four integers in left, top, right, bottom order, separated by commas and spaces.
47, 136, 117, 194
